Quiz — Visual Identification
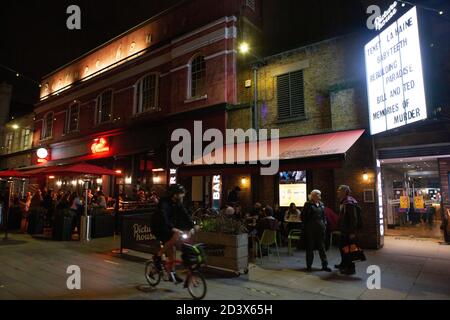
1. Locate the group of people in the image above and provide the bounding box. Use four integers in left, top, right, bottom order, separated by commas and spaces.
224, 185, 362, 275
19, 188, 109, 233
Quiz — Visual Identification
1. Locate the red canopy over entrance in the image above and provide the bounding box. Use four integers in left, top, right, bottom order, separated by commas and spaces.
0, 170, 30, 178
25, 163, 117, 177
180, 129, 365, 176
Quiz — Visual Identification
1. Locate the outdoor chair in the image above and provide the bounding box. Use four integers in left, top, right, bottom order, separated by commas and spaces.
257, 229, 280, 263
287, 229, 302, 256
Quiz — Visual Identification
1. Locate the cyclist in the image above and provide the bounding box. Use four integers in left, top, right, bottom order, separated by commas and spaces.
151, 184, 196, 283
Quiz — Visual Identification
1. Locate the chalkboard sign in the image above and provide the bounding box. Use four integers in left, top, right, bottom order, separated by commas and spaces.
120, 214, 160, 254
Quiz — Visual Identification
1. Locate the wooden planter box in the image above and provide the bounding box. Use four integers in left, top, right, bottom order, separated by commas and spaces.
193, 232, 248, 272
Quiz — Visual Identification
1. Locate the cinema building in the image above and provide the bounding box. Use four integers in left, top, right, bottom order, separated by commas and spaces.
29, 0, 263, 197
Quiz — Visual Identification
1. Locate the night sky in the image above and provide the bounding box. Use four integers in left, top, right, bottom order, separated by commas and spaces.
0, 0, 448, 117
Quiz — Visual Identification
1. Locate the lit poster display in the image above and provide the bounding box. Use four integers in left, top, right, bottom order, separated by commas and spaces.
365, 6, 427, 135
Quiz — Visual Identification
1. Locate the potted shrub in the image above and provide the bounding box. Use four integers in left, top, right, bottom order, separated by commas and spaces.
53, 209, 75, 241
193, 217, 248, 274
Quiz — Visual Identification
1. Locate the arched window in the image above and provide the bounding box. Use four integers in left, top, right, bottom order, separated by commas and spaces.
189, 55, 206, 98
95, 90, 113, 124
134, 73, 158, 114
66, 102, 80, 133
42, 112, 54, 140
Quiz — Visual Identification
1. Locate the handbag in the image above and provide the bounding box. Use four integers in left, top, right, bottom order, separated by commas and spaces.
342, 242, 366, 263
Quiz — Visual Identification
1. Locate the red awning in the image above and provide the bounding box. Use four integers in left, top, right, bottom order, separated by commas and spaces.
180, 129, 365, 176
191, 129, 364, 164
0, 170, 30, 178
25, 163, 117, 177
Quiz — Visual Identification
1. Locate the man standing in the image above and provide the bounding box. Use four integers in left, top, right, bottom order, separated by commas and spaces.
227, 186, 241, 205
335, 185, 359, 275
302, 190, 331, 272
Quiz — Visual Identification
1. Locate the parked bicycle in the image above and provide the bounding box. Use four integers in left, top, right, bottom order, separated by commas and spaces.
144, 230, 207, 300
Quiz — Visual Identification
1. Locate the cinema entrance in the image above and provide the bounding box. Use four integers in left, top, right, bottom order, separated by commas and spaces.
377, 143, 450, 242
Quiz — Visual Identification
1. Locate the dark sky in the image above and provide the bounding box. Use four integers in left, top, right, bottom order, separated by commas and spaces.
1, 0, 449, 117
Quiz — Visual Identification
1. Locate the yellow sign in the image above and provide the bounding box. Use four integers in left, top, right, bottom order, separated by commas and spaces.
400, 196, 409, 209
279, 184, 307, 207
414, 196, 424, 209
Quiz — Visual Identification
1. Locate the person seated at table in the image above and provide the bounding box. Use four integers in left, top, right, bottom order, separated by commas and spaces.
273, 203, 284, 223
255, 207, 280, 240
246, 202, 262, 221
222, 204, 235, 218
137, 189, 146, 202
284, 203, 301, 221
94, 191, 107, 209
263, 204, 274, 218
233, 205, 244, 221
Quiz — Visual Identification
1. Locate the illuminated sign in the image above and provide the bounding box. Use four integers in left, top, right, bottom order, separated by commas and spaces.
365, 6, 427, 135
212, 175, 221, 209
374, 1, 398, 31
279, 184, 307, 207
37, 148, 49, 164
376, 160, 384, 238
169, 168, 177, 185
414, 196, 424, 209
91, 137, 110, 154
400, 196, 409, 209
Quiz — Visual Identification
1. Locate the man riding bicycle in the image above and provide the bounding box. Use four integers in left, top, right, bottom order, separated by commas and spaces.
151, 184, 197, 283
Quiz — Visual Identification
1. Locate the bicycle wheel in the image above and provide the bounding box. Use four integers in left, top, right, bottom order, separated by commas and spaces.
186, 271, 207, 300
145, 260, 161, 287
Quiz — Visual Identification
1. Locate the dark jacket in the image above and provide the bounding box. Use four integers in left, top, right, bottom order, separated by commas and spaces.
256, 216, 279, 239
151, 197, 194, 239
339, 196, 358, 236
302, 201, 326, 227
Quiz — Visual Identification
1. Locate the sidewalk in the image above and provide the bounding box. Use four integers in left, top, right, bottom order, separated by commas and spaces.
0, 234, 449, 300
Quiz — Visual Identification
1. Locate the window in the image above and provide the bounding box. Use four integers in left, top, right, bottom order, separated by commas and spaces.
96, 90, 113, 124
134, 74, 158, 114
5, 132, 13, 153
190, 55, 206, 98
12, 131, 20, 151
42, 112, 54, 140
277, 70, 305, 120
66, 103, 80, 133
21, 128, 31, 150
246, 0, 256, 11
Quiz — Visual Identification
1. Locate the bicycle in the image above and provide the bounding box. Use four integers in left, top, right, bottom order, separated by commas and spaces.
144, 231, 207, 300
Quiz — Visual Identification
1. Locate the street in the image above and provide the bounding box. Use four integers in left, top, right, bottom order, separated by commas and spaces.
1, 234, 449, 300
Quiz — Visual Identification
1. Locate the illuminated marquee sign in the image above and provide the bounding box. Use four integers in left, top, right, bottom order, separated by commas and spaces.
36, 148, 50, 164
91, 137, 110, 154
212, 175, 221, 209
365, 6, 427, 135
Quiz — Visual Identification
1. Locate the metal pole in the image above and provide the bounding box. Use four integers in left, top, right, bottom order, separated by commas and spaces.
3, 180, 13, 241
253, 65, 259, 140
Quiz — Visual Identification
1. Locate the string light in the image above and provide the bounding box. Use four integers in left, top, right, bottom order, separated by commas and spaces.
0, 63, 41, 87
398, 1, 448, 19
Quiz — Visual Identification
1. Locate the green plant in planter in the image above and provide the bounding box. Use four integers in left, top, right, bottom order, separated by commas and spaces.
200, 216, 247, 235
